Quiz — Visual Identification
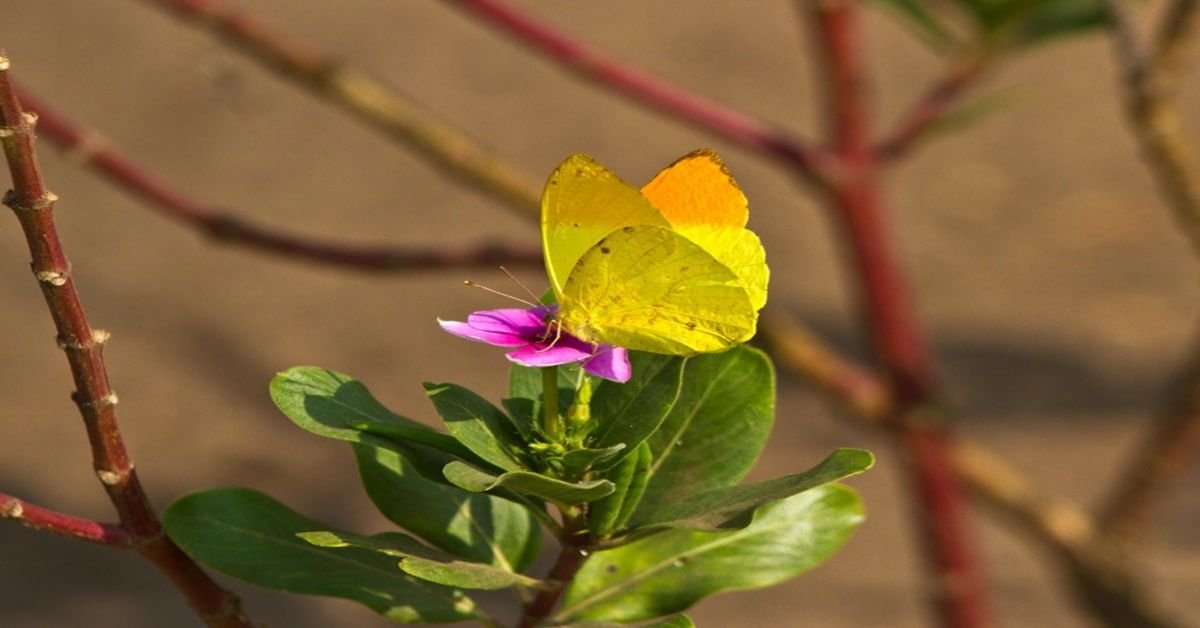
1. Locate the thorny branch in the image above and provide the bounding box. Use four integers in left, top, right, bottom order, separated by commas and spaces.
0, 491, 130, 545
0, 53, 253, 628
141, 0, 543, 220
443, 0, 839, 190
16, 84, 541, 273
806, 4, 987, 625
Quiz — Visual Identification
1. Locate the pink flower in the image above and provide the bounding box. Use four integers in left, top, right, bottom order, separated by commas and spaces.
438, 306, 631, 383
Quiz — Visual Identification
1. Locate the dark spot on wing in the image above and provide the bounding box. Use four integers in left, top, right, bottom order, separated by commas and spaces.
623, 226, 634, 233
686, 321, 697, 330
600, 246, 611, 254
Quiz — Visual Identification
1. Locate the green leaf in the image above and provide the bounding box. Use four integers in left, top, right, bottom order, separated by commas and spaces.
400, 554, 545, 591
561, 615, 694, 628
869, 0, 960, 50
271, 367, 473, 461
588, 442, 651, 538
298, 530, 546, 591
355, 444, 541, 572
613, 442, 653, 533
298, 529, 428, 554
630, 448, 873, 532
163, 487, 478, 624
443, 461, 614, 505
1014, 0, 1107, 48
953, 0, 1108, 48
500, 397, 538, 442
637, 347, 774, 517
558, 444, 627, 476
558, 485, 865, 623
589, 353, 686, 466
424, 382, 526, 471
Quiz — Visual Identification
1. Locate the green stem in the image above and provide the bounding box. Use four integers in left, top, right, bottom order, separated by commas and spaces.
542, 367, 561, 441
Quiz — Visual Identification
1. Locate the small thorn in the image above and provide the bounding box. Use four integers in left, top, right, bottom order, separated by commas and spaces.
1, 500, 22, 518
95, 470, 122, 486
35, 270, 68, 286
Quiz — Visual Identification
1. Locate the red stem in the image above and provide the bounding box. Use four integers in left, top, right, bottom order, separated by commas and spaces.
0, 492, 131, 545
518, 513, 589, 628
0, 52, 253, 628
445, 0, 837, 188
806, 6, 988, 627
877, 55, 986, 161
13, 84, 541, 273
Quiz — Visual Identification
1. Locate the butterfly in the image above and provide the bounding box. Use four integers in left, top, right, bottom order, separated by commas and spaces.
541, 149, 768, 355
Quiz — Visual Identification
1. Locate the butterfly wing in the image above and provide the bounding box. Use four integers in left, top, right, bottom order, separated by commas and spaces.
641, 149, 768, 310
558, 225, 757, 354
541, 154, 669, 299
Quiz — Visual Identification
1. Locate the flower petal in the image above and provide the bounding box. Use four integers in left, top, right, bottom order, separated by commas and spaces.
437, 318, 528, 347
506, 344, 592, 367
466, 308, 548, 337
582, 345, 632, 382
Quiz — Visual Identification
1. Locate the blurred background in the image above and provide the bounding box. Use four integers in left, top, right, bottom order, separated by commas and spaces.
1, 1, 1198, 626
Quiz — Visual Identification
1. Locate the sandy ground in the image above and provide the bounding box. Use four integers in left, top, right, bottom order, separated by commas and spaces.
1, 2, 1198, 626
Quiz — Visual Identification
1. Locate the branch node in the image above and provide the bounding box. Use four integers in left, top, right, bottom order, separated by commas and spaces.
57, 329, 111, 351
35, 269, 69, 287
75, 392, 119, 410
3, 189, 58, 212
1, 500, 22, 518
95, 469, 123, 486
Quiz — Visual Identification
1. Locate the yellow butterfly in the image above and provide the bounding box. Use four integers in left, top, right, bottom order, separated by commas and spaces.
541, 149, 768, 355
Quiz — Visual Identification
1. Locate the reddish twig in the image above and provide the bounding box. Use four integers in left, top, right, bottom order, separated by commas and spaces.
520, 512, 589, 627
956, 442, 1179, 628
0, 492, 131, 545
761, 311, 1182, 627
14, 84, 541, 272
140, 0, 544, 220
876, 53, 987, 161
0, 52, 253, 628
805, 4, 988, 627
758, 311, 892, 421
1101, 325, 1200, 541
1103, 0, 1200, 256
443, 0, 838, 189
1100, 0, 1200, 543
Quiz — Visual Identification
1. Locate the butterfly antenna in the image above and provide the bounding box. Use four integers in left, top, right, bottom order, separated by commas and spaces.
462, 280, 539, 308
499, 266, 543, 304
